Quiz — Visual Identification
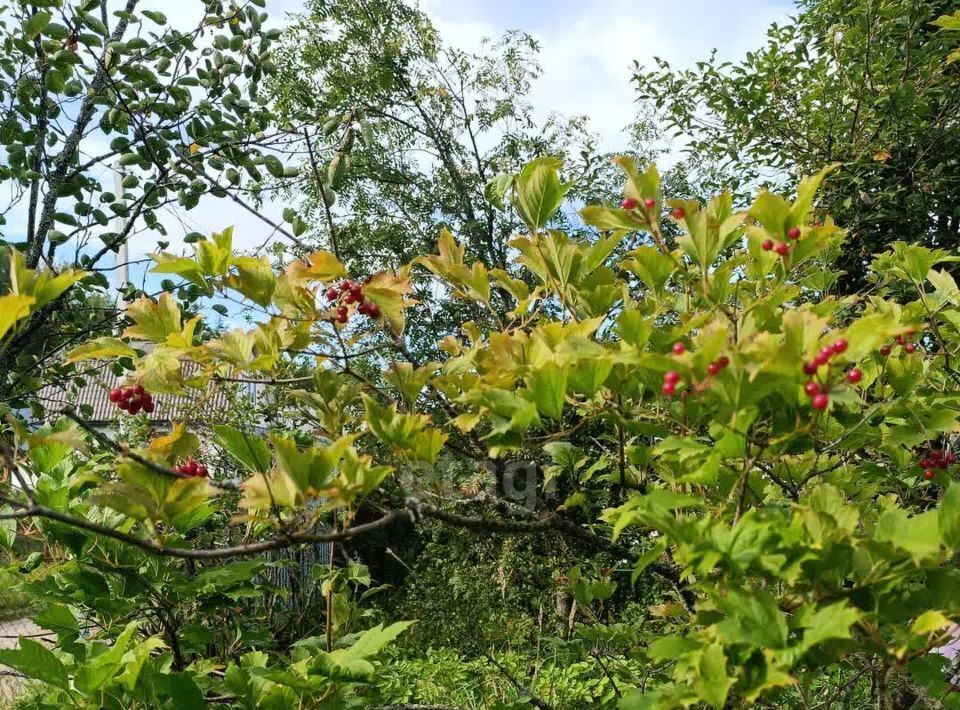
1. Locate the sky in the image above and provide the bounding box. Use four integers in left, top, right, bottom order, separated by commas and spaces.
31, 0, 796, 293
197, 0, 794, 256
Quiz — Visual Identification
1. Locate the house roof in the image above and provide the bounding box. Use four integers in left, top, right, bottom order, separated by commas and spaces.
36, 359, 250, 425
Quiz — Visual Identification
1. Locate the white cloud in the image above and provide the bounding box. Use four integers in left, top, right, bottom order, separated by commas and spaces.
423, 0, 791, 153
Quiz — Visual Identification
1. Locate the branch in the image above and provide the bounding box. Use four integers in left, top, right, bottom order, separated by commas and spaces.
27, 0, 140, 268
60, 409, 242, 492
483, 652, 555, 710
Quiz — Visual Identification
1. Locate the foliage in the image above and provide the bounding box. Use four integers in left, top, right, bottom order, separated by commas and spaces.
268, 0, 654, 358
634, 0, 960, 291
0, 0, 307, 408
2, 148, 960, 708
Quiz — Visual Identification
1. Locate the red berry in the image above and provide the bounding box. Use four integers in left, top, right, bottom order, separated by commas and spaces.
787, 227, 801, 240
196, 464, 208, 478
761, 239, 774, 251
904, 343, 917, 353
127, 401, 142, 415
803, 361, 819, 375
774, 242, 790, 256
804, 381, 821, 396
672, 342, 686, 356
811, 393, 830, 410
670, 207, 686, 220
109, 387, 123, 403
948, 452, 957, 465
357, 301, 370, 315
896, 335, 906, 345
662, 382, 676, 396
814, 350, 831, 367
142, 399, 155, 413
130, 384, 144, 397
340, 280, 353, 291
621, 198, 638, 210
336, 313, 349, 324
832, 339, 848, 354
367, 303, 380, 318
707, 362, 720, 376
643, 198, 656, 209
920, 458, 933, 469
664, 370, 680, 385
879, 345, 892, 356
715, 355, 730, 369
845, 367, 862, 384
924, 469, 935, 481
325, 287, 338, 301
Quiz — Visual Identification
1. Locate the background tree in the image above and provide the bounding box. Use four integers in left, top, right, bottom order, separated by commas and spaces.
0, 0, 306, 408
634, 0, 960, 291
269, 0, 664, 357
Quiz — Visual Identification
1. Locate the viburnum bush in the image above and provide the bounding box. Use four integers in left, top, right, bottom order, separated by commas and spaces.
2, 156, 960, 708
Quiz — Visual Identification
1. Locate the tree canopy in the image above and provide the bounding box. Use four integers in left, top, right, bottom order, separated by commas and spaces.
634, 0, 960, 290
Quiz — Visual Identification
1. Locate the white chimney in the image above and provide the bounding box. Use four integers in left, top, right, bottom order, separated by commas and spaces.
114, 164, 128, 311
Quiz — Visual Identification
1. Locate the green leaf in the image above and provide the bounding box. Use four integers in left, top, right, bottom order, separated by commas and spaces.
32, 605, 78, 636
67, 337, 136, 363
484, 173, 513, 210
332, 621, 414, 661
715, 588, 788, 649
524, 362, 568, 419
264, 155, 285, 179
24, 12, 51, 38
510, 157, 573, 233
0, 507, 16, 549
0, 638, 69, 690
580, 205, 644, 232
797, 601, 861, 654
213, 425, 272, 473
184, 561, 267, 595
622, 246, 675, 297
788, 164, 838, 226
75, 621, 140, 693
928, 268, 960, 306
694, 642, 734, 708
940, 482, 960, 548
874, 508, 942, 563
152, 672, 205, 709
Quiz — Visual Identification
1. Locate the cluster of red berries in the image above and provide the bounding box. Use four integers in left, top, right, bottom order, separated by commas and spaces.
879, 330, 919, 357
661, 341, 729, 396
324, 279, 380, 324
800, 339, 863, 411
173, 457, 208, 478
761, 226, 802, 257
108, 384, 155, 414
620, 198, 686, 221
918, 448, 956, 481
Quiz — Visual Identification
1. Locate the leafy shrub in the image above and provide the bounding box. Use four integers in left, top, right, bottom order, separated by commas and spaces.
2, 154, 960, 709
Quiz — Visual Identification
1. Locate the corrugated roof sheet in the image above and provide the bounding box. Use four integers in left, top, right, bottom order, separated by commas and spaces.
36, 359, 251, 425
